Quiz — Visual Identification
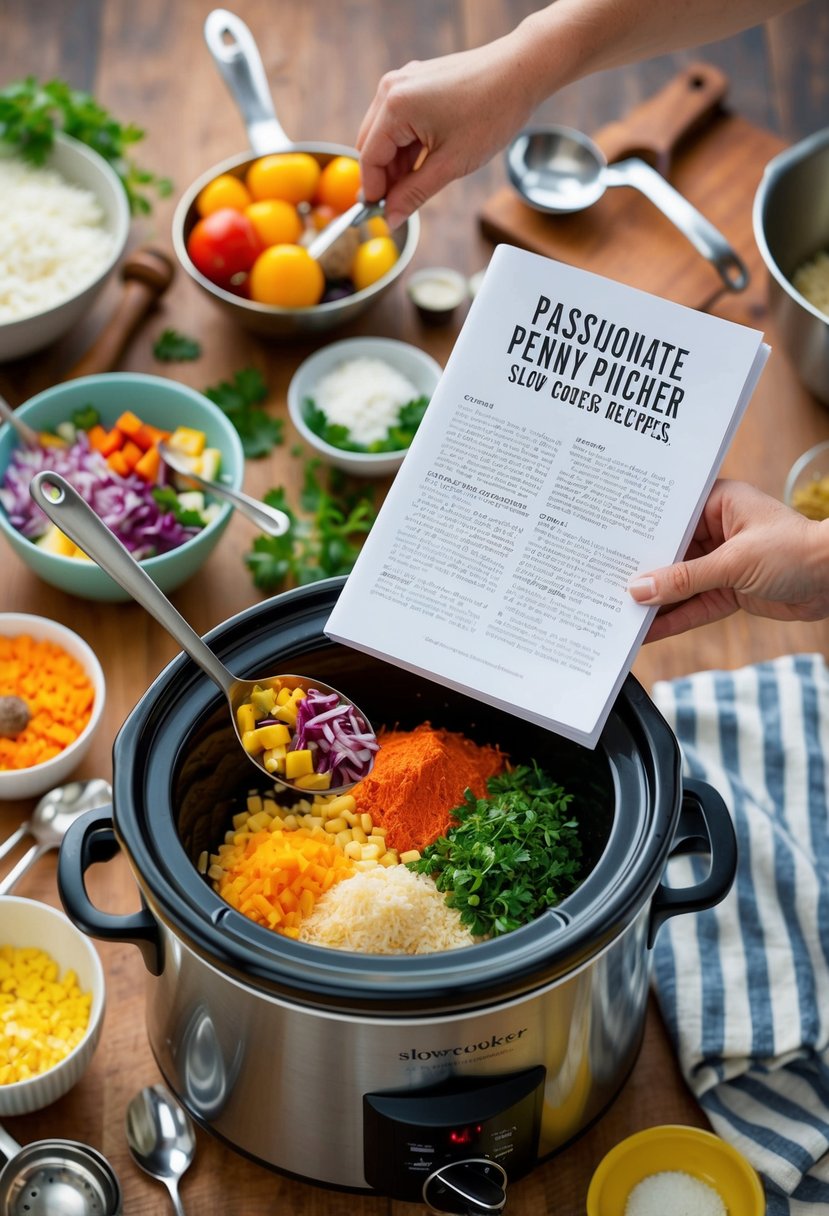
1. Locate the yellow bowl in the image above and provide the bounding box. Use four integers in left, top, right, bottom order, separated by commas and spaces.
586, 1124, 765, 1216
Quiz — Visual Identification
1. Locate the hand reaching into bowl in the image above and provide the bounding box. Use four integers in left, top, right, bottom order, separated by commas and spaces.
627, 479, 829, 641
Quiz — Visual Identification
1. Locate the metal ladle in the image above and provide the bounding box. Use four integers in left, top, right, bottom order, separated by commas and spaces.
157, 440, 290, 537
0, 1123, 122, 1216
29, 471, 376, 795
125, 1085, 195, 1216
506, 125, 749, 292
0, 778, 112, 896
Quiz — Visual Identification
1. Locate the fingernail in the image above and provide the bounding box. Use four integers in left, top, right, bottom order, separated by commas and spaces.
628, 577, 658, 604
384, 209, 405, 231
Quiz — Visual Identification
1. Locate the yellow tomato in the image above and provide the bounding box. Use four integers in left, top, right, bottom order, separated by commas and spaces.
308, 203, 337, 232
249, 244, 325, 308
351, 236, 399, 291
363, 215, 391, 240
245, 153, 321, 204
244, 198, 303, 247
316, 156, 361, 213
196, 173, 252, 216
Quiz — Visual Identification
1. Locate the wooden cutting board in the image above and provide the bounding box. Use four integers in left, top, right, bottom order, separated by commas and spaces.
478, 63, 785, 315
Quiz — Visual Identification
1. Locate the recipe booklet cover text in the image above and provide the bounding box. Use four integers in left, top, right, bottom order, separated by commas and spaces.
325, 245, 769, 748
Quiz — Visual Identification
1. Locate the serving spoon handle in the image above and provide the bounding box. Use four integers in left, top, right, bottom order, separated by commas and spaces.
29, 471, 235, 698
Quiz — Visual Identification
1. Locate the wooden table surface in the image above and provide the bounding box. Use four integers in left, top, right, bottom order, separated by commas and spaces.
1, 2, 828, 1212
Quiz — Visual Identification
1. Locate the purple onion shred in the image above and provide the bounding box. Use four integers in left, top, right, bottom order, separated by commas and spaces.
292, 688, 378, 786
0, 432, 200, 559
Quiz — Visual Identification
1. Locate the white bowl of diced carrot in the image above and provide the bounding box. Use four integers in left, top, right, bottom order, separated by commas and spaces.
0, 372, 245, 601
0, 896, 105, 1115
0, 613, 106, 801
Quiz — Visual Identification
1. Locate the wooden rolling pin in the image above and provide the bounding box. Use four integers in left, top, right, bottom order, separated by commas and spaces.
62, 246, 175, 380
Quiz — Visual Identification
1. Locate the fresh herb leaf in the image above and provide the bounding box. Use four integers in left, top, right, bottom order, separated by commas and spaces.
409, 764, 582, 938
153, 329, 202, 362
0, 77, 171, 214
245, 460, 377, 592
303, 394, 429, 454
203, 367, 283, 459
71, 404, 99, 431
151, 486, 205, 528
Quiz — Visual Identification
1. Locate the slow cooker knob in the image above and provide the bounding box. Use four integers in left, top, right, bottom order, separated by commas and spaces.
423, 1158, 508, 1216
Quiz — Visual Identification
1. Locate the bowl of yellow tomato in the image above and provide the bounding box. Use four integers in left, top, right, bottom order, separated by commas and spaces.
172, 147, 420, 339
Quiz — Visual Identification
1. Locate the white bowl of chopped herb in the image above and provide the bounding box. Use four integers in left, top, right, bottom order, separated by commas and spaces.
287, 337, 442, 477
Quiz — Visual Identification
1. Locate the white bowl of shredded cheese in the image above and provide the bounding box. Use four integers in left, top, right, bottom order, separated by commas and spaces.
287, 336, 442, 477
0, 133, 130, 362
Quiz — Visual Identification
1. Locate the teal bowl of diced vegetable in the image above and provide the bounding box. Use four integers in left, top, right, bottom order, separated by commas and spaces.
0, 372, 245, 601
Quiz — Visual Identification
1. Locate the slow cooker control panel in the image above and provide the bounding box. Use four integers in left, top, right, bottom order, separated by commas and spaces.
363, 1065, 545, 1204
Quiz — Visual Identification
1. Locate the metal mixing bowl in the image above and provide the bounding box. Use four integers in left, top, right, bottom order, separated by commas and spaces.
753, 127, 829, 405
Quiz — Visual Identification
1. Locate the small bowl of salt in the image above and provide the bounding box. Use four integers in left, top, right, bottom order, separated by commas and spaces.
586, 1124, 765, 1216
287, 336, 442, 478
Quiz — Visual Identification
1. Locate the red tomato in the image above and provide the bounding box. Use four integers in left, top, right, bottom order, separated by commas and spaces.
186, 209, 263, 287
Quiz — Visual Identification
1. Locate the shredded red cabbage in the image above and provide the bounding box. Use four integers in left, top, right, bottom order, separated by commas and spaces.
292, 688, 378, 786
0, 432, 201, 559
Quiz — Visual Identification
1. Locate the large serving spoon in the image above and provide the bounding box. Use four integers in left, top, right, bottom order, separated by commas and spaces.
0, 778, 112, 896
125, 1085, 195, 1216
29, 471, 376, 794
157, 439, 289, 537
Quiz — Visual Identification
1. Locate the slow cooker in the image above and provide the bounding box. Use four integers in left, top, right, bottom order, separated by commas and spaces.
58, 579, 735, 1213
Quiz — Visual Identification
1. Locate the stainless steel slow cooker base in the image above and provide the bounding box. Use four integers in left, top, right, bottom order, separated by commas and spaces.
59, 578, 736, 1199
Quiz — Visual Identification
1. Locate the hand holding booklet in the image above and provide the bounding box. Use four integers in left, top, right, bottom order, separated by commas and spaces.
326, 246, 769, 748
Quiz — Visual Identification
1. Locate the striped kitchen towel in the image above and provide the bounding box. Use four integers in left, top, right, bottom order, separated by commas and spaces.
651, 653, 829, 1216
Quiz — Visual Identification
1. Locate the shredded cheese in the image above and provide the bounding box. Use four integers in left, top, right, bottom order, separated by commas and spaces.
298, 865, 476, 954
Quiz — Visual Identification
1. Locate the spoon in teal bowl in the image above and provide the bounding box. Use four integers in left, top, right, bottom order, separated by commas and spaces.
157, 438, 289, 537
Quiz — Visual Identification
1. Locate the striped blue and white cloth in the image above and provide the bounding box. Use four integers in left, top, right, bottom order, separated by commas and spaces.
651, 652, 829, 1216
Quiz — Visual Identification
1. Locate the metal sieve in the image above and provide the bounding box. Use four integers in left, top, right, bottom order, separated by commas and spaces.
0, 1126, 122, 1216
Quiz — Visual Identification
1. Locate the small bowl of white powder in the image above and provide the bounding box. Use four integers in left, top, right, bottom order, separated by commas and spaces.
586, 1124, 765, 1216
0, 133, 130, 362
287, 336, 442, 477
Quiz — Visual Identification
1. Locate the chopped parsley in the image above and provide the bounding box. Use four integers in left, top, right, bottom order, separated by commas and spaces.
409, 764, 582, 938
203, 367, 283, 459
303, 394, 429, 453
153, 329, 202, 362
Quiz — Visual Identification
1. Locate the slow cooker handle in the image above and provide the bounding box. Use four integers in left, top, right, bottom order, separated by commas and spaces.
647, 776, 737, 948
57, 806, 163, 976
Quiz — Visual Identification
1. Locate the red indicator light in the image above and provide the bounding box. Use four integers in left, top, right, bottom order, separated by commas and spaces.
449, 1127, 474, 1146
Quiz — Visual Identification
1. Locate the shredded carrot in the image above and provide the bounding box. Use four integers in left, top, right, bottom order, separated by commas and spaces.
0, 634, 95, 772
351, 725, 504, 854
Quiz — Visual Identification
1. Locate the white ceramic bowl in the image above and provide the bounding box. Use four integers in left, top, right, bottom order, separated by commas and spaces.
0, 896, 105, 1115
287, 336, 442, 477
784, 439, 829, 518
0, 613, 105, 801
0, 133, 130, 362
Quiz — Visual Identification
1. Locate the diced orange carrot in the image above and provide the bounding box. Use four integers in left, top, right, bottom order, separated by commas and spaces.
134, 423, 170, 451
98, 428, 125, 458
107, 450, 131, 476
115, 410, 144, 437
87, 424, 109, 452
133, 446, 161, 483
120, 440, 143, 471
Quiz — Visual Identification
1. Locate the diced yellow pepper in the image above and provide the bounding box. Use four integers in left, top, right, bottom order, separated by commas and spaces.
236, 703, 257, 735
275, 701, 298, 728
251, 685, 277, 715
285, 749, 314, 779
293, 771, 332, 791
276, 687, 292, 706
168, 426, 206, 457
242, 723, 292, 755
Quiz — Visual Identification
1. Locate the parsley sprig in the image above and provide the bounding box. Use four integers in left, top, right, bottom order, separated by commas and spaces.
245, 460, 376, 591
153, 329, 202, 363
409, 764, 582, 938
304, 394, 429, 453
0, 77, 171, 214
203, 367, 283, 459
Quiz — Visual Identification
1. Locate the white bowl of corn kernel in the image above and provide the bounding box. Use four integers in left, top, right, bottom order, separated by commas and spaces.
0, 896, 105, 1115
784, 439, 829, 520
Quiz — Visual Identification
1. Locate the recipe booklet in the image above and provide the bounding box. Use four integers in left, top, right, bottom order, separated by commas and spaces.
325, 245, 769, 748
